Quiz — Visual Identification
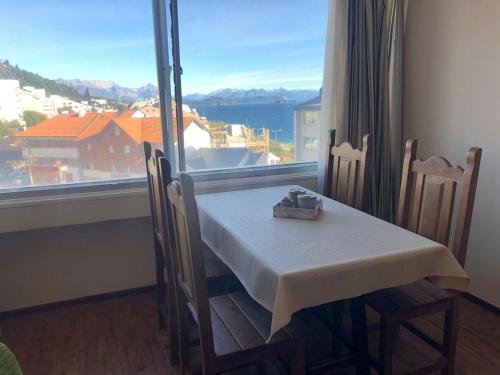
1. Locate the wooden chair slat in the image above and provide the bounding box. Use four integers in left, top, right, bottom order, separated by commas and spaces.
412, 156, 464, 182
228, 292, 292, 343
210, 305, 242, 355
210, 295, 266, 350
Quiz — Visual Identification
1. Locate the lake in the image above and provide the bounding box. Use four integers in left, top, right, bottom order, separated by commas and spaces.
191, 103, 296, 144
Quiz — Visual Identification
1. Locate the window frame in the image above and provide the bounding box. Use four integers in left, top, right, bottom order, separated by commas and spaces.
0, 0, 321, 205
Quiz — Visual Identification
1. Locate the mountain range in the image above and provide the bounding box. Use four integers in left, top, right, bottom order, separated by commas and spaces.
56, 79, 158, 103
57, 79, 319, 105
183, 88, 319, 105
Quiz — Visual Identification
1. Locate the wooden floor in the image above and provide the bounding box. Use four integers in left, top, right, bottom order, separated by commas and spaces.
1, 292, 499, 374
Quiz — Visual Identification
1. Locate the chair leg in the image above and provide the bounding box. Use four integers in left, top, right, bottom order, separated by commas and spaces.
351, 297, 370, 375
290, 338, 306, 375
441, 296, 460, 375
154, 244, 166, 329
168, 287, 180, 367
379, 316, 399, 375
178, 300, 191, 374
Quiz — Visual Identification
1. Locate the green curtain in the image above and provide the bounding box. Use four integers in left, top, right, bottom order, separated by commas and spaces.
345, 0, 405, 221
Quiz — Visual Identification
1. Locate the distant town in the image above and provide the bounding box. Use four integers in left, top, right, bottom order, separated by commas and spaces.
0, 60, 321, 188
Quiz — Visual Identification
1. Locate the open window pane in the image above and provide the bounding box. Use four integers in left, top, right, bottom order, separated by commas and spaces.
174, 0, 328, 171
0, 1, 159, 189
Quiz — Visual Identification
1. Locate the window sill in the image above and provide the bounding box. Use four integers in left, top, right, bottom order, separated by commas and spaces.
0, 163, 319, 233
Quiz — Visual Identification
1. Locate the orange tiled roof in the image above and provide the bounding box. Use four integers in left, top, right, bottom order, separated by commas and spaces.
16, 111, 205, 144
118, 109, 137, 118
112, 114, 204, 144
138, 105, 160, 117
16, 112, 117, 139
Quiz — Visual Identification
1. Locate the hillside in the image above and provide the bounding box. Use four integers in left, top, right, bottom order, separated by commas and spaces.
0, 60, 83, 101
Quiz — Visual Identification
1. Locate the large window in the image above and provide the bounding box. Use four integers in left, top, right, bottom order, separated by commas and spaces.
171, 0, 328, 172
0, 0, 327, 191
0, 1, 158, 189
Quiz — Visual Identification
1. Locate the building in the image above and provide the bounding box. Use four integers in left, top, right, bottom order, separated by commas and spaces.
16, 112, 115, 184
19, 86, 57, 118
0, 79, 23, 122
79, 116, 162, 181
49, 95, 92, 113
15, 109, 212, 184
137, 105, 160, 117
293, 95, 321, 162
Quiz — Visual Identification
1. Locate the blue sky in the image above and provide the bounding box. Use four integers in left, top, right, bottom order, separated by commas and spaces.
0, 0, 328, 94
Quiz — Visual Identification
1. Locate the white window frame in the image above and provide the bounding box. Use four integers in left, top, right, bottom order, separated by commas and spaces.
123, 144, 130, 154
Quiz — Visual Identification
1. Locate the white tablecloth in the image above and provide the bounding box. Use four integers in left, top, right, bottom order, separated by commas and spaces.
196, 185, 469, 338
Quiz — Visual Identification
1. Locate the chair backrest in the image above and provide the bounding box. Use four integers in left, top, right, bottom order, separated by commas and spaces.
165, 169, 215, 361
397, 139, 482, 267
325, 129, 372, 210
144, 142, 165, 247
144, 142, 176, 310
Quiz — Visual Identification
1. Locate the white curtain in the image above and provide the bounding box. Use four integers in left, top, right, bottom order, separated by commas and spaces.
318, 0, 349, 193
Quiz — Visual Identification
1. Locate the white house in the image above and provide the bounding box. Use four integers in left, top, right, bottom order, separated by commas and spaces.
19, 86, 57, 118
50, 95, 92, 113
0, 79, 23, 122
293, 95, 321, 162
183, 118, 211, 149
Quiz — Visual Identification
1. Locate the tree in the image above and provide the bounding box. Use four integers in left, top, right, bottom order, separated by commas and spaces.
84, 88, 91, 102
23, 110, 47, 127
0, 119, 19, 139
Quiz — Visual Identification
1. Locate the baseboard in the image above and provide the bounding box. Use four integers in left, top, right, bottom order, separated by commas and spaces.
1, 286, 497, 320
0, 285, 156, 320
463, 292, 500, 315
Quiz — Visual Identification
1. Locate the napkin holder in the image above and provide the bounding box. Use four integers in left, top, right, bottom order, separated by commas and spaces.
273, 199, 323, 220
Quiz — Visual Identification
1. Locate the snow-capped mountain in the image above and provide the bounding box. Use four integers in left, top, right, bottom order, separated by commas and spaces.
184, 88, 319, 104
56, 79, 158, 102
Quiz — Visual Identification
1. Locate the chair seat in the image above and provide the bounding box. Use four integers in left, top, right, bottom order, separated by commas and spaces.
366, 279, 459, 316
209, 291, 302, 356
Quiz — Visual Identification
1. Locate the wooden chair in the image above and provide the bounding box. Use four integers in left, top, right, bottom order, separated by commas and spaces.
325, 129, 372, 211
143, 142, 242, 367
144, 142, 169, 331
164, 168, 306, 375
365, 139, 482, 375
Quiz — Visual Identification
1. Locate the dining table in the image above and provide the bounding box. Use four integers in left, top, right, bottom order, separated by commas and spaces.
196, 185, 469, 340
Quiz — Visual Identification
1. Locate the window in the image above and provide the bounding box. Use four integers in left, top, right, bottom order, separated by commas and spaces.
170, 0, 328, 172
125, 165, 130, 174
0, 1, 158, 190
110, 164, 116, 173
303, 137, 318, 149
304, 111, 319, 126
0, 0, 327, 192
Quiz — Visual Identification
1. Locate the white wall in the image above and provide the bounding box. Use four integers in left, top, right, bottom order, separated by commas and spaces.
184, 122, 211, 149
0, 218, 156, 312
404, 0, 500, 307
0, 176, 318, 312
